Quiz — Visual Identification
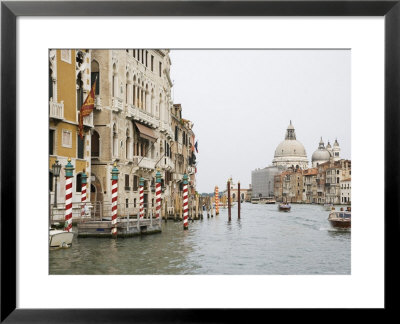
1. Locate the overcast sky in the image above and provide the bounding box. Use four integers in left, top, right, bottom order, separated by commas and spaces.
169, 50, 351, 193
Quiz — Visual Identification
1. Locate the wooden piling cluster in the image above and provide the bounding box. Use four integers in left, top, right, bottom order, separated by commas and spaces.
162, 193, 203, 222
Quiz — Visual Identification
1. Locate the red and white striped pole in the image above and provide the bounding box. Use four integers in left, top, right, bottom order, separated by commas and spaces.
64, 158, 74, 232
81, 170, 88, 219
155, 170, 162, 220
111, 163, 119, 237
183, 173, 189, 230
139, 177, 145, 219
215, 186, 219, 215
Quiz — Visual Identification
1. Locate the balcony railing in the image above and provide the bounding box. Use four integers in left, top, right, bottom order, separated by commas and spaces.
133, 156, 155, 170
83, 113, 93, 127
49, 99, 64, 120
161, 157, 174, 170
173, 173, 183, 181
94, 96, 102, 110
160, 120, 174, 139
128, 105, 158, 128
112, 97, 123, 112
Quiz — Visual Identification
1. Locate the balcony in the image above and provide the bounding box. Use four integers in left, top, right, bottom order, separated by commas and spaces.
94, 96, 102, 110
161, 157, 174, 171
159, 120, 174, 139
83, 113, 93, 127
112, 97, 123, 112
49, 99, 64, 120
173, 173, 183, 181
127, 105, 158, 128
133, 156, 155, 170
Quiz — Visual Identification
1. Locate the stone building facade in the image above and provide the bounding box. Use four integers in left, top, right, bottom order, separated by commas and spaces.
49, 49, 93, 221
49, 49, 197, 220
274, 158, 351, 205
251, 166, 282, 198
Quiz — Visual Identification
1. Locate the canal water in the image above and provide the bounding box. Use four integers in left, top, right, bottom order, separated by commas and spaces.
49, 203, 350, 275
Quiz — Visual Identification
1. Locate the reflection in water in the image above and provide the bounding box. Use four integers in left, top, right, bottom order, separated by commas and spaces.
50, 203, 351, 275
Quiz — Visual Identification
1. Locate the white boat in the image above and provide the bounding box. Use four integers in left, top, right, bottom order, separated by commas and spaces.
323, 203, 334, 211
49, 229, 74, 248
328, 210, 351, 228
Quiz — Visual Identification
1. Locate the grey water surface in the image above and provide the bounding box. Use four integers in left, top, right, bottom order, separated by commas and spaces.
49, 203, 350, 275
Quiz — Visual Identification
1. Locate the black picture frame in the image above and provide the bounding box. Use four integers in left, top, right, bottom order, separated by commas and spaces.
1, 0, 398, 322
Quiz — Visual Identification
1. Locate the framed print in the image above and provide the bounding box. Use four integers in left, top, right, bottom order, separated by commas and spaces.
1, 0, 399, 322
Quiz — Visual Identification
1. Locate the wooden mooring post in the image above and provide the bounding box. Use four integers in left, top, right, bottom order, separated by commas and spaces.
227, 179, 231, 221
238, 181, 241, 219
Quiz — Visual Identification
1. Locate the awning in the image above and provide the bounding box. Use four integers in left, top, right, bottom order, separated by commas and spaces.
134, 122, 157, 141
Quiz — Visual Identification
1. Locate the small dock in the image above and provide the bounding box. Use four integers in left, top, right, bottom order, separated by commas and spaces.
77, 217, 162, 238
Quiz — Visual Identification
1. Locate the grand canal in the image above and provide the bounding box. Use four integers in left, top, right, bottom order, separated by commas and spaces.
49, 203, 350, 275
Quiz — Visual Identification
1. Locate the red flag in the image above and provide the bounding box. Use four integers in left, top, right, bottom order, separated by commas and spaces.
79, 78, 97, 139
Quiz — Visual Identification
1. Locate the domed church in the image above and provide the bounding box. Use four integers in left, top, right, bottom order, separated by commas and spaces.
311, 137, 331, 167
311, 138, 341, 167
272, 121, 309, 170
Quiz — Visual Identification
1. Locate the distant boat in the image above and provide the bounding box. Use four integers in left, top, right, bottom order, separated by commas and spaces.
264, 197, 276, 204
251, 198, 261, 204
328, 209, 351, 228
49, 228, 74, 248
323, 203, 334, 211
278, 203, 291, 212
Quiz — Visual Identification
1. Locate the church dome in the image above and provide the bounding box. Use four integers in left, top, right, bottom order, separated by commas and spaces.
311, 137, 331, 166
272, 121, 308, 169
312, 149, 331, 162
274, 140, 307, 157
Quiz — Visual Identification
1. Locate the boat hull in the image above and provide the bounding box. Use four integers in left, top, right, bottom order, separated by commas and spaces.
328, 220, 351, 228
278, 205, 291, 212
49, 230, 74, 248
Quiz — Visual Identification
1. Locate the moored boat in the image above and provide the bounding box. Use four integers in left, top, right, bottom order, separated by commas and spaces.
49, 229, 74, 248
328, 209, 351, 228
264, 197, 276, 204
278, 203, 291, 212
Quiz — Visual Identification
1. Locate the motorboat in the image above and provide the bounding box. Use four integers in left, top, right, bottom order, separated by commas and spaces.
49, 228, 74, 248
278, 203, 291, 212
264, 197, 276, 204
323, 203, 334, 211
328, 209, 351, 228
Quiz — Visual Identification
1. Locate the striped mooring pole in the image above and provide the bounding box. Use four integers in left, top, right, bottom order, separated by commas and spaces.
139, 177, 145, 219
183, 173, 189, 230
81, 170, 88, 218
155, 170, 162, 220
64, 158, 74, 232
227, 179, 231, 222
111, 162, 119, 237
215, 186, 219, 215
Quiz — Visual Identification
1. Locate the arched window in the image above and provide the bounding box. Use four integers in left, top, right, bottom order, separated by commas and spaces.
145, 84, 149, 112
91, 60, 100, 95
49, 67, 53, 100
76, 72, 83, 111
113, 124, 118, 157
151, 88, 155, 115
112, 63, 118, 97
91, 130, 100, 157
76, 173, 82, 192
126, 128, 131, 159
49, 171, 54, 191
126, 72, 131, 104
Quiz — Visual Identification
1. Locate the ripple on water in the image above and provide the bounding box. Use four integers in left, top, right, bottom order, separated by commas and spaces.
50, 203, 351, 275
